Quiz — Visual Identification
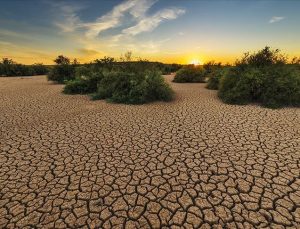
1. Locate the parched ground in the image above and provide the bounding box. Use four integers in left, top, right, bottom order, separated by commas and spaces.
0, 75, 300, 228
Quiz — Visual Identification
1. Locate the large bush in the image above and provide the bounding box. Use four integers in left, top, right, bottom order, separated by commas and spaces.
93, 70, 174, 104
173, 66, 206, 83
218, 47, 300, 108
47, 55, 76, 83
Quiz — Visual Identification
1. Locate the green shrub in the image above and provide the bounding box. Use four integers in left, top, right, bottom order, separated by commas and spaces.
47, 55, 75, 83
143, 70, 174, 102
75, 66, 92, 78
94, 70, 174, 104
218, 47, 300, 108
237, 46, 286, 67
63, 67, 103, 94
47, 64, 75, 83
63, 79, 90, 94
173, 66, 206, 83
206, 71, 222, 90
260, 66, 300, 108
218, 67, 264, 104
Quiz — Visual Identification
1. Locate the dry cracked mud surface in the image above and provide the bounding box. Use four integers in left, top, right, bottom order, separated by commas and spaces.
0, 75, 300, 228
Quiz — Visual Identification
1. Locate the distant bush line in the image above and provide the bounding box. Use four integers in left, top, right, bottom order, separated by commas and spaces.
0, 58, 49, 76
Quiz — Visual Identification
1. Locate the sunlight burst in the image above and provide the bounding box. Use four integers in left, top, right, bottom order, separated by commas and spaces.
190, 59, 201, 66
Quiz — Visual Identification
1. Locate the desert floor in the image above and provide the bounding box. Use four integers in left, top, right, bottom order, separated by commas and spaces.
0, 75, 300, 228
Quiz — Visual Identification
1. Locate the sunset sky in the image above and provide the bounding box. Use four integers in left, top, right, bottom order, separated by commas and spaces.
0, 0, 299, 65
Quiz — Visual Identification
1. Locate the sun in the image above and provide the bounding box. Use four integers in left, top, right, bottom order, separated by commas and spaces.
190, 59, 201, 66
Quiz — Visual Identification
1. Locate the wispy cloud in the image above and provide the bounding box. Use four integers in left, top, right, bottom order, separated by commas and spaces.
78, 48, 102, 56
269, 16, 285, 23
56, 7, 82, 32
0, 40, 15, 47
54, 0, 185, 39
50, 0, 186, 60
130, 38, 171, 54
49, 1, 84, 32
122, 8, 185, 36
81, 0, 157, 38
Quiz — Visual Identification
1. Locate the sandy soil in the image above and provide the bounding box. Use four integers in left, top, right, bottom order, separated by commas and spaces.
0, 75, 300, 228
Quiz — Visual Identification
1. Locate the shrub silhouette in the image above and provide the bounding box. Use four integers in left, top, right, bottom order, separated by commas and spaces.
218, 47, 300, 108
173, 66, 206, 83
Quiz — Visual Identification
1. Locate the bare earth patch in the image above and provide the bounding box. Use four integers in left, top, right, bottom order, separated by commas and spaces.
0, 75, 300, 228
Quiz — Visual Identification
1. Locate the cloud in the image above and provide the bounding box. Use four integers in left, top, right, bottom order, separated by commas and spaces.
51, 0, 186, 56
0, 29, 34, 41
0, 40, 15, 47
54, 0, 185, 39
122, 8, 185, 36
269, 16, 285, 23
78, 48, 101, 56
49, 1, 84, 32
56, 8, 81, 32
81, 0, 157, 38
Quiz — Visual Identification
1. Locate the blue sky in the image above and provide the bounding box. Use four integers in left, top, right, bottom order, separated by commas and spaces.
0, 0, 299, 64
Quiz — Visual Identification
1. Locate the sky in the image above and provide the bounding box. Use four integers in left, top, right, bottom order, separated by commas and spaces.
0, 0, 299, 65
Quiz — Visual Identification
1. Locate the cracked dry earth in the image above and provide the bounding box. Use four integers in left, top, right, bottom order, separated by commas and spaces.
0, 75, 300, 229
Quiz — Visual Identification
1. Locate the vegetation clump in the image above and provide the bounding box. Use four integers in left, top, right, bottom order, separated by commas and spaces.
206, 69, 226, 90
203, 61, 227, 90
218, 47, 300, 108
63, 66, 102, 94
203, 61, 222, 76
173, 66, 206, 83
47, 55, 77, 83
93, 70, 174, 104
50, 52, 174, 104
0, 58, 48, 76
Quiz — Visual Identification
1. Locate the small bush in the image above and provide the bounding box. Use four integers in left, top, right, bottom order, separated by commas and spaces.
95, 70, 174, 104
218, 47, 300, 108
63, 79, 90, 94
173, 66, 206, 83
144, 71, 174, 102
47, 64, 75, 83
47, 55, 76, 83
